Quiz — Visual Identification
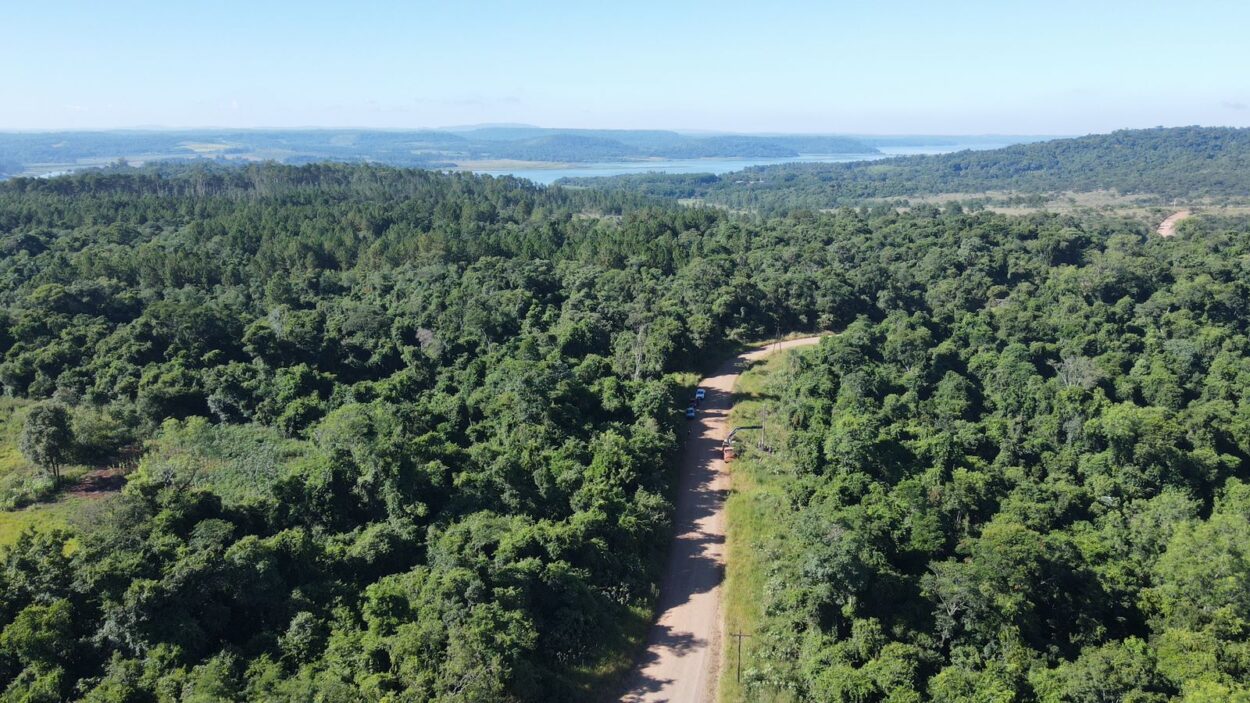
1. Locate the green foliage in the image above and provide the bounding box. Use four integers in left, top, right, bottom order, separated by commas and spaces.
0, 163, 762, 700
562, 126, 1250, 213
126, 418, 305, 506
18, 404, 72, 487
713, 207, 1250, 701
1, 161, 1249, 701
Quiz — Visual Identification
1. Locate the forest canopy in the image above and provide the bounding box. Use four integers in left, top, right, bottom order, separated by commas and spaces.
726, 212, 1250, 702
0, 161, 1247, 701
0, 163, 849, 701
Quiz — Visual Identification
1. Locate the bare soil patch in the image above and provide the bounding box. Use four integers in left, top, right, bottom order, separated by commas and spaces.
1157, 210, 1193, 237
67, 466, 128, 498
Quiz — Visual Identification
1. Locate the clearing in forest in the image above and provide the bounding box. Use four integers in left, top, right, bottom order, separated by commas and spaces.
1157, 209, 1193, 237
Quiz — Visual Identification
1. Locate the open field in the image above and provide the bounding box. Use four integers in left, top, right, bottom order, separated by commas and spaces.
179, 141, 235, 154
881, 189, 1250, 217
0, 495, 93, 547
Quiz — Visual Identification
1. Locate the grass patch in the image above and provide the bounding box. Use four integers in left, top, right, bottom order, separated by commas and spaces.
0, 495, 93, 548
721, 348, 810, 703
0, 398, 34, 478
132, 418, 308, 506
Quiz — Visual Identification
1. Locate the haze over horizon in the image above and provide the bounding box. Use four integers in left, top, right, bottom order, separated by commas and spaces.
5, 0, 1249, 135
0, 123, 1069, 138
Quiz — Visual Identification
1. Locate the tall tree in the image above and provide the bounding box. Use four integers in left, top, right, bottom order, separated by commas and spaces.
19, 403, 74, 488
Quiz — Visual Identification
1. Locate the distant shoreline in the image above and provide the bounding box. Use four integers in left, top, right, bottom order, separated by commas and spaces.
449, 159, 576, 171
445, 155, 880, 172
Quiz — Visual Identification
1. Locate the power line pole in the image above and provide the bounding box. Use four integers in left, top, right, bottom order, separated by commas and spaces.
732, 631, 751, 684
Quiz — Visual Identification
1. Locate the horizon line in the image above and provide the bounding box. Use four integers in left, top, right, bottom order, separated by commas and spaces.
0, 124, 1089, 138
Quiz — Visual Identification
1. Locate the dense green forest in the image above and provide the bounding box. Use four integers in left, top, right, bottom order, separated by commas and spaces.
0, 161, 1248, 701
560, 127, 1250, 213
728, 213, 1250, 701
0, 163, 854, 701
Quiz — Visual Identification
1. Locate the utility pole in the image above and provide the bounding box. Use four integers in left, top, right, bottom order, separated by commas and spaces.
732, 631, 751, 684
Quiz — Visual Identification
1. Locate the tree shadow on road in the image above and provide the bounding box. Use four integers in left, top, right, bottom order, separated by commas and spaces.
619, 624, 707, 701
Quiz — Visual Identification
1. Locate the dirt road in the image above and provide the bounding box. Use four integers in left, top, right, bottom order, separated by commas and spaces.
1157, 210, 1192, 237
619, 336, 823, 703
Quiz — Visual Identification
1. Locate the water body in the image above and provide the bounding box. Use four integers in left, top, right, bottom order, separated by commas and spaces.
468, 143, 1017, 185
12, 143, 1023, 183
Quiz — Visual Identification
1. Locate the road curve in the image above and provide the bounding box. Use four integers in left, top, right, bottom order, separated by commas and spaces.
1157, 209, 1192, 238
620, 336, 824, 703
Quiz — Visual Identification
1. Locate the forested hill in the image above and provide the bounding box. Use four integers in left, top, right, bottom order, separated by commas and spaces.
0, 128, 880, 177
558, 126, 1250, 213
1, 162, 1250, 701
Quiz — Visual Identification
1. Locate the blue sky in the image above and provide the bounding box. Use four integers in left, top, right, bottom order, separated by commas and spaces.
3, 0, 1249, 134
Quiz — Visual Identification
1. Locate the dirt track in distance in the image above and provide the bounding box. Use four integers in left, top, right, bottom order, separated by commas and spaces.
1157, 209, 1192, 237
619, 336, 823, 703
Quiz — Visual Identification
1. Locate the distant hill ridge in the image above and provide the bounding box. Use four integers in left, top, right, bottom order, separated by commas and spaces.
557, 126, 1250, 212
0, 127, 881, 177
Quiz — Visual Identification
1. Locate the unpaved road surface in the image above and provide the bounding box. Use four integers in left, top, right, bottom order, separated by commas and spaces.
619, 336, 823, 703
1158, 210, 1192, 237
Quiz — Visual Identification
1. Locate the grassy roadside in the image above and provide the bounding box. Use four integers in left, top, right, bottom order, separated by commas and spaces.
721, 347, 807, 703
586, 337, 820, 701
